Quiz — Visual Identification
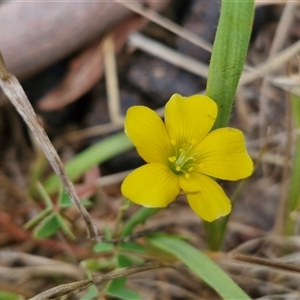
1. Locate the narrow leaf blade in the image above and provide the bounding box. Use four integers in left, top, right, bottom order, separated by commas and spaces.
147, 234, 250, 300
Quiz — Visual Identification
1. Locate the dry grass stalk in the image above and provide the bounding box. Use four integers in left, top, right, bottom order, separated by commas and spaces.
29, 262, 168, 300
0, 53, 99, 240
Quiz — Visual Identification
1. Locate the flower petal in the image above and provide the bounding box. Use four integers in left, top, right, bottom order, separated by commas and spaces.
121, 163, 180, 207
125, 106, 171, 163
186, 174, 231, 222
196, 127, 253, 180
165, 94, 217, 146
179, 175, 202, 193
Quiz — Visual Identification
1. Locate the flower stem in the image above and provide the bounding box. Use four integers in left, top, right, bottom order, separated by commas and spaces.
204, 0, 254, 250
206, 0, 254, 130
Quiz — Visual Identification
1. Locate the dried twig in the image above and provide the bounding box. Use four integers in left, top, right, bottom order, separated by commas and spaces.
128, 32, 209, 78
264, 0, 297, 235
103, 34, 123, 124
55, 106, 165, 143
29, 262, 169, 300
114, 0, 212, 53
241, 40, 300, 85
0, 52, 99, 239
258, 0, 296, 138
232, 253, 300, 274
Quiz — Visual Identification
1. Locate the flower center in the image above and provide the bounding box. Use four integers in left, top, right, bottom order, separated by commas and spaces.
168, 139, 200, 179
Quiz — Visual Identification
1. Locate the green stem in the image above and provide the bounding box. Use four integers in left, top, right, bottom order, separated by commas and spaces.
204, 0, 254, 250
206, 0, 254, 130
285, 94, 300, 235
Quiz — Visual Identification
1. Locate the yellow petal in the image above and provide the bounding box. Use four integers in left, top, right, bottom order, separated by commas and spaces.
196, 127, 253, 180
121, 163, 180, 207
125, 106, 171, 163
186, 174, 231, 222
165, 94, 217, 146
179, 174, 202, 193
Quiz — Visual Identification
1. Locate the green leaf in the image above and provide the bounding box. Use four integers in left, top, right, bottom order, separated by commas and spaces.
93, 242, 114, 253
80, 271, 99, 300
121, 207, 160, 237
93, 227, 114, 253
104, 225, 112, 240
82, 258, 116, 271
117, 253, 145, 268
147, 234, 251, 300
59, 190, 91, 208
36, 182, 53, 208
44, 132, 133, 194
0, 290, 23, 300
119, 241, 146, 254
79, 284, 98, 300
23, 207, 52, 230
33, 213, 61, 238
106, 277, 126, 291
105, 278, 141, 300
116, 252, 145, 267
106, 286, 141, 300
117, 254, 132, 268
59, 190, 74, 207
56, 214, 76, 240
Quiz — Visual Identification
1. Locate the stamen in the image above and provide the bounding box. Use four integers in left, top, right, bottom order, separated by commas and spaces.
185, 173, 191, 179
168, 139, 201, 177
168, 156, 176, 162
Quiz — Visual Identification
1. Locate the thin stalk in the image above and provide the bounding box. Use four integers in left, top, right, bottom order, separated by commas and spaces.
204, 0, 254, 250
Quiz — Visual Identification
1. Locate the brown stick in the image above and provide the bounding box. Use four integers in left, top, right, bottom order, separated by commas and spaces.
29, 262, 170, 300
233, 253, 300, 273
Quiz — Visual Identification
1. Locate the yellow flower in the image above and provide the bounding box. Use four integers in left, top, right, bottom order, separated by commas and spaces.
121, 94, 253, 222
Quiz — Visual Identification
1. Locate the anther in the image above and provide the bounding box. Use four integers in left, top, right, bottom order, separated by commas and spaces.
185, 173, 191, 179
176, 166, 181, 172
168, 156, 176, 162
